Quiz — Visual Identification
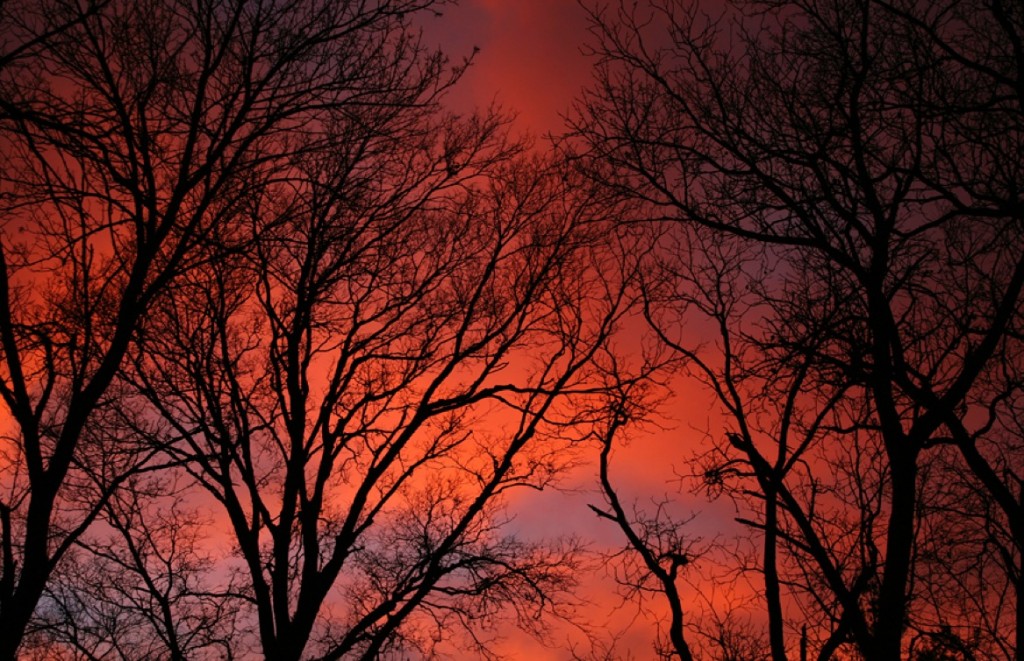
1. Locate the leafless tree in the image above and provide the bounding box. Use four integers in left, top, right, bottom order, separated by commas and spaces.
112, 99, 631, 658
0, 0, 468, 656
589, 225, 870, 661
25, 471, 243, 661
587, 349, 699, 661
569, 0, 1024, 659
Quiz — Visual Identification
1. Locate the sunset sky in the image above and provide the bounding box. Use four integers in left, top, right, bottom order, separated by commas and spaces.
426, 0, 596, 136
3, 0, 1018, 658
425, 4, 724, 655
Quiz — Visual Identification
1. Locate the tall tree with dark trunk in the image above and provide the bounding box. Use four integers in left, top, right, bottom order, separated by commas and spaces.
569, 0, 1024, 658
0, 0, 464, 656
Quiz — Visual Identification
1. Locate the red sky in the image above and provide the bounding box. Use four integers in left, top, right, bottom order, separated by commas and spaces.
425, 0, 595, 137
422, 5, 728, 655
0, 2, 750, 657
408, 4, 744, 655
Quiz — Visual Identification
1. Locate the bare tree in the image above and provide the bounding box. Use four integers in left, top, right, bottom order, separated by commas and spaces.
589, 226, 868, 661
0, 0, 466, 656
587, 348, 700, 661
569, 0, 1024, 658
26, 471, 242, 661
112, 100, 630, 658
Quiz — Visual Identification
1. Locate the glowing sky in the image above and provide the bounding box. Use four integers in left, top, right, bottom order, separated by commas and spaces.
421, 6, 723, 655
426, 0, 595, 136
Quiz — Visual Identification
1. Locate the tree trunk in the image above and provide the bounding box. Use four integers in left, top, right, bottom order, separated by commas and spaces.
872, 450, 918, 660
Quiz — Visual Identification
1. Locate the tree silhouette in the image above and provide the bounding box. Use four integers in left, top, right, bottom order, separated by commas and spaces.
2, 0, 638, 657
7, 0, 1021, 657
27, 473, 241, 660
0, 0, 533, 656
117, 124, 626, 658
570, 0, 1024, 659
